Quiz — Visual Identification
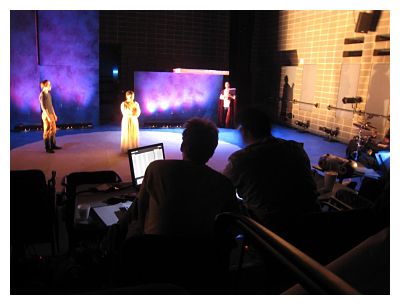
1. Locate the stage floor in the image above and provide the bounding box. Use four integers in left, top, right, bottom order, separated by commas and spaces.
10, 125, 347, 191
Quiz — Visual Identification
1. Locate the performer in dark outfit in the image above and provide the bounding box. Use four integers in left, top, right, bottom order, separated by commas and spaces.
280, 75, 294, 120
39, 80, 61, 153
217, 81, 236, 128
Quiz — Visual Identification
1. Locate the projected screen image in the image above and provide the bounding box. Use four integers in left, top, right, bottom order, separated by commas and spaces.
134, 72, 223, 124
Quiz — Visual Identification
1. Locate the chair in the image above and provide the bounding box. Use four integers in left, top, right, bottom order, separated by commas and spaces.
283, 227, 389, 294
261, 207, 380, 266
61, 170, 122, 252
10, 169, 57, 258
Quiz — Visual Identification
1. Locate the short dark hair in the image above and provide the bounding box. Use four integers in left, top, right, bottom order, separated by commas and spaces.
125, 90, 134, 97
181, 118, 219, 163
40, 80, 50, 90
237, 107, 272, 139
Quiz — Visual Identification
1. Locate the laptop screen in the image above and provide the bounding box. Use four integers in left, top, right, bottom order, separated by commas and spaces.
375, 150, 390, 174
128, 143, 165, 187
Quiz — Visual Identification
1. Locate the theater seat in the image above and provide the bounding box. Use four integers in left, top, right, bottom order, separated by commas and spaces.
60, 170, 122, 251
283, 227, 389, 294
114, 234, 235, 294
11, 169, 57, 257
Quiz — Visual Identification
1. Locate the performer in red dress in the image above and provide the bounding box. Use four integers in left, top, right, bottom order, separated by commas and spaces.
217, 81, 237, 128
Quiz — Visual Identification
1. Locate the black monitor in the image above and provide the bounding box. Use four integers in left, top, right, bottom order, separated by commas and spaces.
127, 143, 165, 187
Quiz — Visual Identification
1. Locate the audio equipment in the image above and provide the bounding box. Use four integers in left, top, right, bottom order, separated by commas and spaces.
318, 154, 357, 178
355, 12, 372, 33
342, 96, 363, 104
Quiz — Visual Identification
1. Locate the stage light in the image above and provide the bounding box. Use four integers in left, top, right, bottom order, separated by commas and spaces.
172, 68, 229, 75
14, 122, 93, 132
146, 102, 157, 113
342, 96, 362, 104
295, 120, 310, 130
112, 67, 119, 78
159, 101, 169, 111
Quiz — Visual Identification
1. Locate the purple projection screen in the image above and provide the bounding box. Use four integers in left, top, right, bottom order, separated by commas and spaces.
10, 11, 99, 128
134, 72, 223, 124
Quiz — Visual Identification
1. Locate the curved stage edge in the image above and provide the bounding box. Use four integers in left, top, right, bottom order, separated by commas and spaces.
10, 126, 347, 191
10, 130, 241, 191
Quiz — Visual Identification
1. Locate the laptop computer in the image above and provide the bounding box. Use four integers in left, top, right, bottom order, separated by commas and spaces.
127, 143, 166, 189
91, 143, 166, 227
375, 150, 390, 175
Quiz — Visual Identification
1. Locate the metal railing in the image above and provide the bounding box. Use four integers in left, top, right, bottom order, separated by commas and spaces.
291, 98, 319, 108
215, 212, 360, 294
327, 104, 390, 119
275, 96, 389, 120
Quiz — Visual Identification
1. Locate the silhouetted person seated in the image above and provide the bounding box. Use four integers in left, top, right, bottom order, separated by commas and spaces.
102, 118, 239, 291
117, 117, 239, 240
223, 107, 320, 224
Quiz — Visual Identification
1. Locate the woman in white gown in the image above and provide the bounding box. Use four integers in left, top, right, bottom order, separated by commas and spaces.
120, 90, 141, 153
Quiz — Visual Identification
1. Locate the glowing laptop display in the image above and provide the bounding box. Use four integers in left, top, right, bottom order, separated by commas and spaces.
127, 143, 165, 187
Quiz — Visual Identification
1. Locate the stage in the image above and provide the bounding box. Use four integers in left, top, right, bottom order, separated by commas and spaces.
10, 125, 347, 192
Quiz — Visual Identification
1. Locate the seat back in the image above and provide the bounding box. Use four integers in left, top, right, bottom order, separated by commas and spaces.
115, 234, 234, 293
262, 208, 378, 265
61, 170, 122, 250
62, 170, 122, 198
10, 170, 56, 255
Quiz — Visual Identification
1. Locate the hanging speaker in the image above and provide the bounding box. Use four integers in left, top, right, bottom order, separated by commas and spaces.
369, 10, 382, 32
355, 12, 373, 33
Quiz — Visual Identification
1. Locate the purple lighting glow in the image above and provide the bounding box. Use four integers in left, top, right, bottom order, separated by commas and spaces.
134, 72, 223, 124
146, 103, 157, 113
10, 11, 99, 128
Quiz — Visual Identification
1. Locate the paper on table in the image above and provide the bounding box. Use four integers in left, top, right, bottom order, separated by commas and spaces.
355, 167, 381, 179
92, 201, 132, 226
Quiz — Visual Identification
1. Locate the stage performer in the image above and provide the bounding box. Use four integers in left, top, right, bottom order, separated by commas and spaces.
120, 90, 141, 153
39, 80, 61, 153
217, 81, 236, 128
218, 82, 236, 128
280, 75, 294, 121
